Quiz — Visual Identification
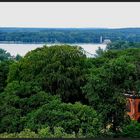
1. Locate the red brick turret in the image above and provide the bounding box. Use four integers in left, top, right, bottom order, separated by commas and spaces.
125, 92, 140, 122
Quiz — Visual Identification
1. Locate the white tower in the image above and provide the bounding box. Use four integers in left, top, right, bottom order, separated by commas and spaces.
100, 36, 103, 44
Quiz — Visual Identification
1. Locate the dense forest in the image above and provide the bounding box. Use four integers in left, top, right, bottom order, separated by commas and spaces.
0, 28, 140, 43
1, 41, 140, 138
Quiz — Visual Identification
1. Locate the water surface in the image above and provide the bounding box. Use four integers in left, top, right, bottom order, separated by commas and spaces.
0, 43, 107, 57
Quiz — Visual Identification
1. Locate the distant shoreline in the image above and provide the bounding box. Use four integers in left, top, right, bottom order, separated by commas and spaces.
0, 41, 104, 45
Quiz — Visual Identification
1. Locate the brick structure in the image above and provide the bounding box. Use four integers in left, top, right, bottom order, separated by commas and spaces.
125, 93, 140, 122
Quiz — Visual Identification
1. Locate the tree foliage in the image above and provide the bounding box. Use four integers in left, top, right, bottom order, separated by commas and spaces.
0, 60, 14, 92
106, 41, 140, 50
83, 48, 140, 134
25, 102, 101, 137
0, 28, 140, 43
7, 45, 88, 103
94, 47, 105, 58
0, 48, 12, 61
1, 43, 140, 138
120, 120, 140, 138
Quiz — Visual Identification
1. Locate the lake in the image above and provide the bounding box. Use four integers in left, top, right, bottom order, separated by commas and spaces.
0, 43, 107, 57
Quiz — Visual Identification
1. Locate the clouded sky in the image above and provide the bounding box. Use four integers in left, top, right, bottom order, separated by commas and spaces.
0, 2, 140, 28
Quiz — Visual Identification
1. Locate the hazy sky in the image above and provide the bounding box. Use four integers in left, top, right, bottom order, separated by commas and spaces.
0, 2, 140, 28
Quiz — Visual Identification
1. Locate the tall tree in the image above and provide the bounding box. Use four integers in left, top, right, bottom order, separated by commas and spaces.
7, 45, 88, 103
83, 56, 136, 134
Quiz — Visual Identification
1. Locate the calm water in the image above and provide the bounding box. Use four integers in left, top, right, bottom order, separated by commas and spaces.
0, 43, 107, 57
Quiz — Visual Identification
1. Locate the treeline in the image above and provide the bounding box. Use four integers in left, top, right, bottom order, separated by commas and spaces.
0, 28, 140, 43
106, 41, 140, 50
1, 42, 140, 138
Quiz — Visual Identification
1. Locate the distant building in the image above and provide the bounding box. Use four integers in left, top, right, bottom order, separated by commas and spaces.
103, 39, 111, 44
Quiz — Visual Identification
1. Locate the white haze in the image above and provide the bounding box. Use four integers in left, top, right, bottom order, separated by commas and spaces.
0, 2, 140, 28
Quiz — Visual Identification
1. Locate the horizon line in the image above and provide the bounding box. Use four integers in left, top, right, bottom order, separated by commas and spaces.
0, 26, 140, 29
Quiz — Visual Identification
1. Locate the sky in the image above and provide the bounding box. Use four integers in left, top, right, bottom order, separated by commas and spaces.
0, 2, 140, 28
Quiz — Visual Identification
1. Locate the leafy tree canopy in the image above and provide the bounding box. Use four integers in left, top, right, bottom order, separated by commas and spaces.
0, 48, 12, 62
83, 48, 140, 134
7, 45, 88, 103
